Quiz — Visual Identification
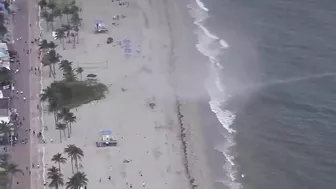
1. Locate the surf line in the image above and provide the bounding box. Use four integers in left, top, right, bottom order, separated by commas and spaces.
175, 98, 197, 189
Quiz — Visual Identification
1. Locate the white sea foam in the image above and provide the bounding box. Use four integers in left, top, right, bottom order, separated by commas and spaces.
187, 1, 235, 134
187, 1, 243, 188
196, 0, 209, 12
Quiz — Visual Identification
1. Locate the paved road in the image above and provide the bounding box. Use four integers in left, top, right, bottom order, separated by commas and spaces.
9, 0, 41, 188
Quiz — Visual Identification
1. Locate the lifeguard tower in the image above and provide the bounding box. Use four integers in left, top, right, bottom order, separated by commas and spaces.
96, 130, 117, 147
94, 20, 108, 33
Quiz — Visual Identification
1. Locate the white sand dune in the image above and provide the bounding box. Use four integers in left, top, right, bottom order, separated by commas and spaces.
37, 0, 213, 189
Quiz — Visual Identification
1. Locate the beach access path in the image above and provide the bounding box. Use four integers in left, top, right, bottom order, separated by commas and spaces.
9, 0, 41, 189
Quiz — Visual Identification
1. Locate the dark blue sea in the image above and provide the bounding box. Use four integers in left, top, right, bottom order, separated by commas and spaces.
187, 0, 336, 188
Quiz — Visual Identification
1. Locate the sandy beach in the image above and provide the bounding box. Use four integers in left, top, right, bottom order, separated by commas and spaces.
37, 0, 214, 189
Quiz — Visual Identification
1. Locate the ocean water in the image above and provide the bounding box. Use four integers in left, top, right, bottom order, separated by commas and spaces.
187, 0, 336, 189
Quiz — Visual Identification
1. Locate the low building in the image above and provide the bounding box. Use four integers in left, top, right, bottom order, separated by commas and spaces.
0, 97, 10, 123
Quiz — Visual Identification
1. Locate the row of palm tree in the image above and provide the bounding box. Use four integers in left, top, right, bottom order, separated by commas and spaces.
48, 145, 88, 189
39, 45, 84, 142
41, 96, 77, 142
39, 0, 82, 47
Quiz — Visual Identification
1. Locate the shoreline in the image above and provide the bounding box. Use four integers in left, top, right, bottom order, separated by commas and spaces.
37, 0, 216, 189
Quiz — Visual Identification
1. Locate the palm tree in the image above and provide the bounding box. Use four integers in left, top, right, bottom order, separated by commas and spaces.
47, 166, 59, 177
52, 8, 63, 24
49, 49, 62, 75
38, 0, 47, 10
0, 121, 12, 142
70, 32, 76, 48
41, 10, 48, 20
41, 53, 53, 77
48, 167, 64, 189
55, 28, 66, 49
66, 172, 88, 189
41, 85, 62, 127
73, 26, 79, 44
63, 68, 77, 82
48, 41, 58, 49
70, 11, 81, 27
62, 6, 71, 24
57, 107, 70, 137
64, 145, 84, 173
56, 123, 67, 143
59, 60, 73, 72
45, 13, 55, 31
51, 153, 67, 173
69, 5, 80, 14
58, 108, 76, 137
62, 24, 71, 43
66, 114, 76, 136
39, 39, 49, 52
2, 163, 23, 189
48, 99, 61, 126
76, 67, 83, 81
40, 86, 59, 103
47, 2, 56, 11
